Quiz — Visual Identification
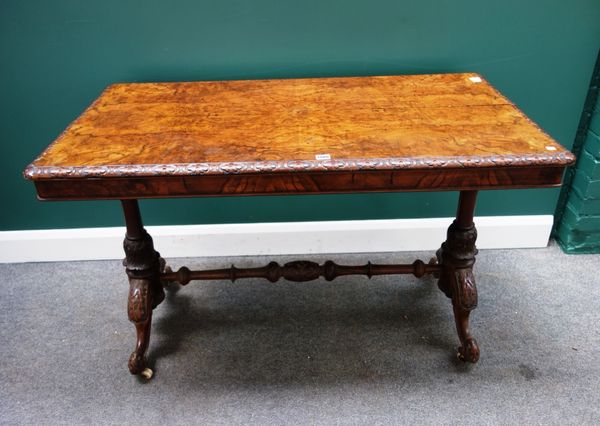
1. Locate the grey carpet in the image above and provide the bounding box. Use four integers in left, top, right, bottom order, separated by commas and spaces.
1, 241, 599, 425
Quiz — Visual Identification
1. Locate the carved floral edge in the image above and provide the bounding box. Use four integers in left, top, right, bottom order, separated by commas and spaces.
23, 152, 575, 180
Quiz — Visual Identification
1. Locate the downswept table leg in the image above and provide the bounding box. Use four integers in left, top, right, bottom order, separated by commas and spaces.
436, 190, 480, 363
121, 200, 165, 378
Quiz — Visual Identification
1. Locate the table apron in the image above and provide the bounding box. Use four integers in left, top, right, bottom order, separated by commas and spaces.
33, 166, 565, 200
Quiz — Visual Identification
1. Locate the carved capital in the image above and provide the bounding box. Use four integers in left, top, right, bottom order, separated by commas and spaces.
123, 231, 160, 275
441, 220, 478, 266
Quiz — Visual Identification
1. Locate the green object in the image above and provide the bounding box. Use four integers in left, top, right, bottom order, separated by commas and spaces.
556, 223, 600, 254
560, 203, 600, 232
555, 49, 600, 253
590, 112, 600, 135
577, 149, 600, 180
571, 170, 600, 199
566, 190, 600, 216
2, 1, 599, 231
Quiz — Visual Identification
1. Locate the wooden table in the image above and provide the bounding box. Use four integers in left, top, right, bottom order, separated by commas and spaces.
24, 73, 575, 379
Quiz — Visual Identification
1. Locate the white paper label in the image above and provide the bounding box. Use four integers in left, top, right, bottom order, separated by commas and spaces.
545, 146, 557, 151
468, 76, 482, 83
315, 154, 331, 160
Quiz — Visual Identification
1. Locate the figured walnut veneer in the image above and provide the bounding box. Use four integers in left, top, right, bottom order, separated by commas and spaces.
24, 73, 574, 199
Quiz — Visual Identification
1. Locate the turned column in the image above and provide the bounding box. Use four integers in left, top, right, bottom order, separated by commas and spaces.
436, 190, 480, 363
121, 199, 165, 378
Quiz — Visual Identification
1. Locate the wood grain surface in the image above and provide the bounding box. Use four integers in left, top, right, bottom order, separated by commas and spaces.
24, 73, 574, 199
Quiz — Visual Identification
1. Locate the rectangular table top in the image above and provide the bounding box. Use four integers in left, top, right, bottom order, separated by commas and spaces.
24, 73, 575, 200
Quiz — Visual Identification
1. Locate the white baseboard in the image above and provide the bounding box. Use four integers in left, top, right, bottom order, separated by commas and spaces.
0, 215, 553, 263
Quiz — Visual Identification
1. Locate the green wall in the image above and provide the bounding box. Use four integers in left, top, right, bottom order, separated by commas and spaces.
1, 0, 599, 230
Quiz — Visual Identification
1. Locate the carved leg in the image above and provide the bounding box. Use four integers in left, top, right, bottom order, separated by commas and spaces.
127, 277, 153, 376
450, 267, 479, 362
122, 200, 164, 378
437, 191, 480, 363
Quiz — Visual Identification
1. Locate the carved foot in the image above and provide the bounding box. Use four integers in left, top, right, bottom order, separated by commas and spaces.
453, 301, 479, 363
128, 348, 153, 379
128, 351, 146, 374
457, 337, 480, 363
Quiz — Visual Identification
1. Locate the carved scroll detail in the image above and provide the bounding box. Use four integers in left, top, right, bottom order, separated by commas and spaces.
454, 269, 478, 311
127, 279, 150, 323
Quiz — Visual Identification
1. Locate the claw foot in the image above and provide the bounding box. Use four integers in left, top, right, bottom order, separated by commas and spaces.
457, 338, 480, 363
128, 351, 147, 375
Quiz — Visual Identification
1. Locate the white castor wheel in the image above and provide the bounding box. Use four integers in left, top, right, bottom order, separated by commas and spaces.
141, 367, 153, 380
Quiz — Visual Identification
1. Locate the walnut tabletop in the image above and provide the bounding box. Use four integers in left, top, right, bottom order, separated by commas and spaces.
24, 73, 573, 200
